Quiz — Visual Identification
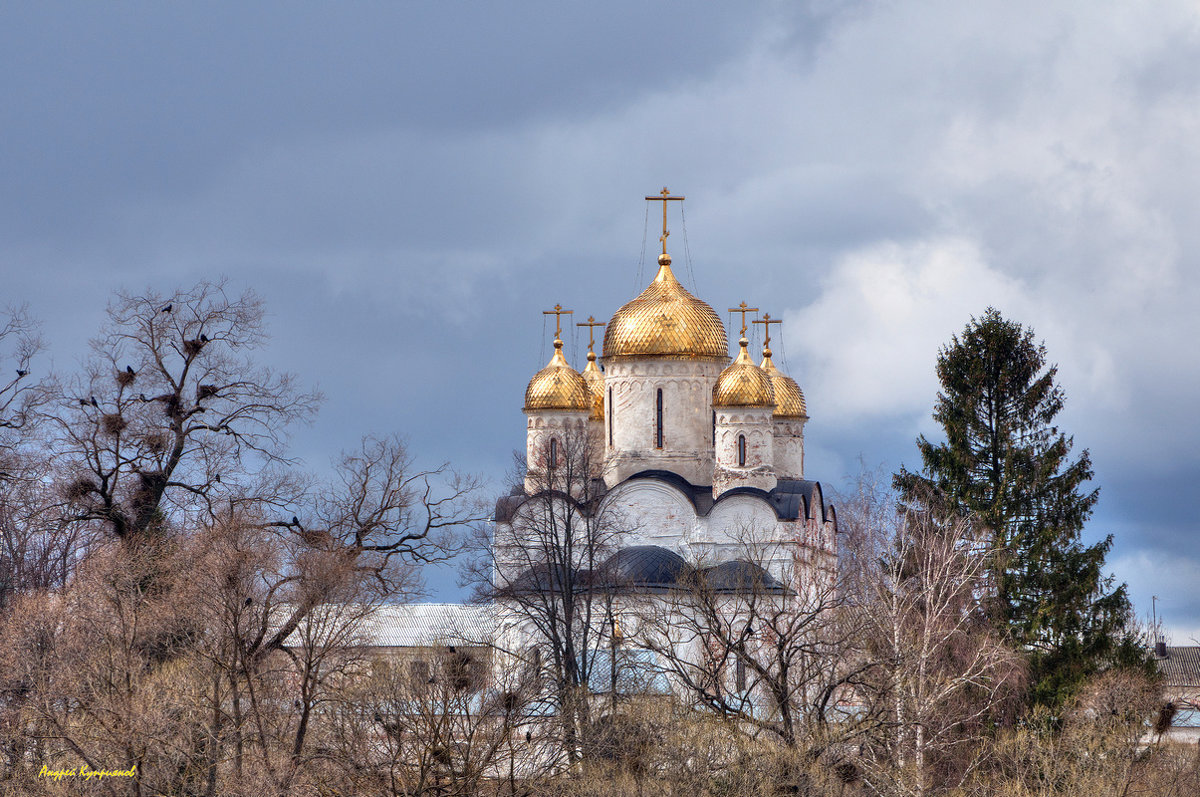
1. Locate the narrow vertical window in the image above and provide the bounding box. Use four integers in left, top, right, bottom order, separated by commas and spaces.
655, 388, 664, 449
736, 659, 746, 692
549, 437, 558, 468
712, 410, 716, 444
608, 387, 613, 446
737, 434, 746, 466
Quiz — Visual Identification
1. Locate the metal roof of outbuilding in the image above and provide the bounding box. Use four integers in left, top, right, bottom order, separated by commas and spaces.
1158, 646, 1200, 686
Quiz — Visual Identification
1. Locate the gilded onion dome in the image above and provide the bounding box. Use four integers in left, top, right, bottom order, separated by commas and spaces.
581, 351, 605, 421
603, 253, 728, 360
713, 337, 775, 408
524, 339, 590, 412
760, 347, 808, 419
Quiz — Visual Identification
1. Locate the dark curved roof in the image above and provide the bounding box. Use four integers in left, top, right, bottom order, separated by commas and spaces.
598, 545, 694, 588
699, 560, 784, 592
498, 563, 579, 596
499, 548, 785, 597
493, 492, 527, 524
494, 471, 836, 527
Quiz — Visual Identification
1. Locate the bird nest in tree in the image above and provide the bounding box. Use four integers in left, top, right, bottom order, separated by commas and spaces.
65, 476, 97, 501
142, 433, 168, 454
115, 369, 135, 387
102, 413, 128, 436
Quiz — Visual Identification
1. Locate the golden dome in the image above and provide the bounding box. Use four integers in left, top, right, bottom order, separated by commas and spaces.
760, 347, 808, 419
603, 254, 728, 360
524, 340, 590, 412
581, 351, 605, 421
713, 338, 775, 408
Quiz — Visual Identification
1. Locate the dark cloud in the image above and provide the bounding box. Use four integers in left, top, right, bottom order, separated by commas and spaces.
1, 1, 1197, 630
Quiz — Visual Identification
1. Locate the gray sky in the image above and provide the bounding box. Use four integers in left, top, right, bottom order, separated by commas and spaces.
3, 1, 1199, 639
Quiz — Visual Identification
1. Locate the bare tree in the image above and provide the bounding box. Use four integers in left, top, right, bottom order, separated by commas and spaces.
633, 526, 871, 783
967, 670, 1200, 797
0, 306, 73, 611
474, 426, 624, 771
0, 305, 42, 455
850, 490, 1024, 797
0, 283, 484, 795
47, 281, 321, 545
327, 639, 538, 797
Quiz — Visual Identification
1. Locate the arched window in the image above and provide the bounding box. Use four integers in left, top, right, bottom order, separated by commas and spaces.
549, 437, 558, 468
608, 387, 613, 446
737, 434, 746, 466
655, 388, 664, 449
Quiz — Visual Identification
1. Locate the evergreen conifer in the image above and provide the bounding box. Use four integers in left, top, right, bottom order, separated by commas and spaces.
894, 308, 1147, 707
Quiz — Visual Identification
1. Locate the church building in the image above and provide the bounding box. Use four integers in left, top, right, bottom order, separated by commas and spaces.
322, 190, 840, 720
494, 189, 836, 611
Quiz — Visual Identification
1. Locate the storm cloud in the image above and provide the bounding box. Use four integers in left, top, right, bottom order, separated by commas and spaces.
2, 1, 1198, 637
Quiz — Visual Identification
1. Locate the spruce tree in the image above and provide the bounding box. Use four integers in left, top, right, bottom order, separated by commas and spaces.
894, 308, 1144, 708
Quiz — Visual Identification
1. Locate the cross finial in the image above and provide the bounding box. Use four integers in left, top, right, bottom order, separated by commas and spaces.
727, 301, 760, 337
543, 304, 572, 340
577, 316, 606, 352
645, 186, 686, 256
753, 312, 783, 348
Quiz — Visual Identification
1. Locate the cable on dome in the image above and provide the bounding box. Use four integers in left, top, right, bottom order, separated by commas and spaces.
779, 318, 791, 373
540, 313, 547, 367
680, 201, 698, 293
637, 201, 649, 290
570, 316, 578, 366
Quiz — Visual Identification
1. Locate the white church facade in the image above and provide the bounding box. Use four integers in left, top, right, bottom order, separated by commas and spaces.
494, 191, 836, 602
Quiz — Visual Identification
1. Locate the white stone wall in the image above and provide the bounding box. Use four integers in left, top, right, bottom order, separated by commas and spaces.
773, 418, 807, 480
713, 407, 777, 497
524, 410, 589, 494
601, 479, 695, 552
602, 358, 726, 487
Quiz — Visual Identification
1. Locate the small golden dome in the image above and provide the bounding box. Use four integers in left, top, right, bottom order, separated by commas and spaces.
524, 340, 590, 412
603, 253, 728, 360
760, 347, 808, 419
581, 351, 605, 421
713, 338, 775, 408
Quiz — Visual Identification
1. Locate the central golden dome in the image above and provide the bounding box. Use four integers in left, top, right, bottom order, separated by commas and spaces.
603, 254, 728, 360
713, 338, 775, 408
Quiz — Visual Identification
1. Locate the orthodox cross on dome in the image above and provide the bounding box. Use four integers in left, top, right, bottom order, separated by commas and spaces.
543, 303, 573, 341
645, 186, 685, 255
753, 312, 783, 348
577, 315, 605, 352
728, 301, 760, 337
